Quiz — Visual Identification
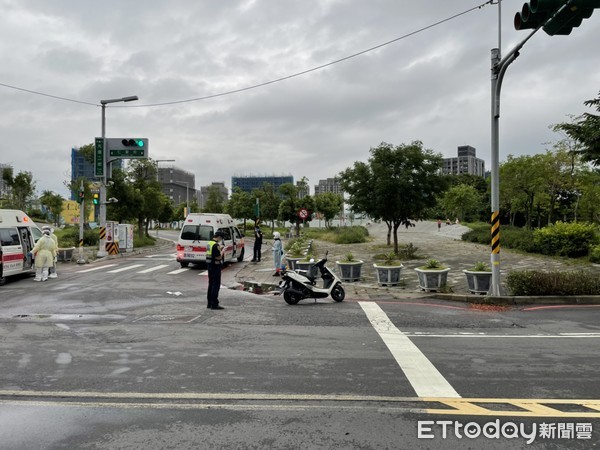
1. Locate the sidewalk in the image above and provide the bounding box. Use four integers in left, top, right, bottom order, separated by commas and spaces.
234, 221, 600, 304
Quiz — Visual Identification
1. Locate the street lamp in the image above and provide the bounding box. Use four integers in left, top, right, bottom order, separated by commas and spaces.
98, 95, 138, 257
176, 180, 190, 217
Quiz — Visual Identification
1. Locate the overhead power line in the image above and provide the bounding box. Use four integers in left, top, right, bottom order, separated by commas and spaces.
0, 1, 494, 109
0, 81, 99, 106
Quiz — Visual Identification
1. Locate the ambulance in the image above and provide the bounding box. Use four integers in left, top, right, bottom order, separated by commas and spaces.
176, 213, 245, 267
0, 209, 43, 285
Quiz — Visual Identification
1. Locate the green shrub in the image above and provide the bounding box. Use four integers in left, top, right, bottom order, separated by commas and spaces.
470, 261, 490, 271
59, 226, 99, 247
332, 226, 369, 244
502, 227, 537, 253
462, 224, 535, 250
533, 221, 599, 257
398, 242, 419, 259
461, 223, 490, 244
507, 270, 600, 296
285, 237, 307, 255
590, 245, 600, 264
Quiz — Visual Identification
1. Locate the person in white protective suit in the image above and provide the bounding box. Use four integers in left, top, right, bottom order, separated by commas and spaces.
32, 228, 57, 281
42, 226, 59, 278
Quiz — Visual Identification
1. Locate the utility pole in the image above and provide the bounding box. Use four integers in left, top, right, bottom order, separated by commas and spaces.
489, 0, 595, 295
97, 95, 138, 257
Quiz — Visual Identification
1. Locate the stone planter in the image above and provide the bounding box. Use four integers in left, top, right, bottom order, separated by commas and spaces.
57, 247, 76, 262
335, 260, 364, 282
296, 260, 314, 272
415, 267, 451, 292
373, 263, 404, 286
286, 257, 302, 271
463, 270, 492, 294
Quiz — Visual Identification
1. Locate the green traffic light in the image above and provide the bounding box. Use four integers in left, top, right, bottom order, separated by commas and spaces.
136, 140, 144, 147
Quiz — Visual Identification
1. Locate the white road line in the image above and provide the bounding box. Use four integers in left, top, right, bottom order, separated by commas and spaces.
107, 264, 144, 274
77, 264, 118, 273
197, 270, 208, 276
406, 332, 600, 338
137, 265, 170, 274
359, 301, 460, 398
168, 268, 190, 275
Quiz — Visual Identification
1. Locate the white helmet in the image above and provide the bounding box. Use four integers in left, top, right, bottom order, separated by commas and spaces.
273, 232, 281, 239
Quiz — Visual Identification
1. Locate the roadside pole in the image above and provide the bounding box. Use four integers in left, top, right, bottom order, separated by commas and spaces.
77, 180, 85, 264
489, 23, 540, 296
98, 103, 107, 257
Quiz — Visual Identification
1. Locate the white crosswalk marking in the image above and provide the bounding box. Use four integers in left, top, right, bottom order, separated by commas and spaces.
167, 268, 190, 275
107, 264, 145, 273
198, 270, 208, 276
359, 301, 460, 398
136, 264, 170, 274
77, 264, 118, 273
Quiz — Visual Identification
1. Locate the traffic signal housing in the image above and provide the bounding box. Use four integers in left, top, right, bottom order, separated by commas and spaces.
77, 189, 84, 204
93, 193, 99, 205
106, 138, 149, 158
121, 139, 145, 148
514, 0, 600, 35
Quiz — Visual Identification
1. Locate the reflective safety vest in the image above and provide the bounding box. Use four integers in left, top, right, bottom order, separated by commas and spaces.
206, 240, 222, 264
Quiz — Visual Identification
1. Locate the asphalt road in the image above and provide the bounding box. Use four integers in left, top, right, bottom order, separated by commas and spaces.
1, 242, 599, 449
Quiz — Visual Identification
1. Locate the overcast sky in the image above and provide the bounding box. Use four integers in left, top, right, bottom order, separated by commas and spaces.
1, 0, 598, 198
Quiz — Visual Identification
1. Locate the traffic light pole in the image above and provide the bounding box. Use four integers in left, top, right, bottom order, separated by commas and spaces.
98, 103, 107, 257
97, 95, 138, 258
489, 27, 540, 296
77, 180, 85, 264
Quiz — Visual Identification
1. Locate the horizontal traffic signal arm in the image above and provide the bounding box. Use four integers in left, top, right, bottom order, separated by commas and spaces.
515, 0, 600, 35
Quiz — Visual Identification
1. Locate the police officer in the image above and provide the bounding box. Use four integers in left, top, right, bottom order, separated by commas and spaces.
251, 221, 263, 262
206, 231, 225, 310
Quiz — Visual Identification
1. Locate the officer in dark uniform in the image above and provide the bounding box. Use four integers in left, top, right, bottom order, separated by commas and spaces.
251, 221, 263, 262
206, 231, 225, 310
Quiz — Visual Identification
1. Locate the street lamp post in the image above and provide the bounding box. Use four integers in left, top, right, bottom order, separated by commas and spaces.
98, 95, 138, 257
176, 181, 190, 217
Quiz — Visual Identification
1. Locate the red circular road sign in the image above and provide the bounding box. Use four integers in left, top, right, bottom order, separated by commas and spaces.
298, 208, 309, 220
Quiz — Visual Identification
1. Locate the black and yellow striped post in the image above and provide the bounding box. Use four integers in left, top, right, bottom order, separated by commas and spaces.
490, 210, 501, 296
491, 211, 500, 255
99, 226, 106, 240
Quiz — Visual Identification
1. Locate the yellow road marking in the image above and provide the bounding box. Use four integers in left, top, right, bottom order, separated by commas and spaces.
425, 398, 600, 417
1, 391, 600, 417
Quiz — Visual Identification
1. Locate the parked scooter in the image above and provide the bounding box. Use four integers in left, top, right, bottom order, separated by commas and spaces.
278, 252, 345, 305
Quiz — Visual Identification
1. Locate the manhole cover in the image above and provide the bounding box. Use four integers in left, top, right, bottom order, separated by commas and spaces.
132, 315, 201, 323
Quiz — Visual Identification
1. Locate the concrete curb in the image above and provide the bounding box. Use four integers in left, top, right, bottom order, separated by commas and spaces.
241, 279, 600, 307
431, 293, 600, 306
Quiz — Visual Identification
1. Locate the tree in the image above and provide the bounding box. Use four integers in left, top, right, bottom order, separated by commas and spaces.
2, 168, 36, 211
227, 187, 255, 232
252, 183, 281, 232
339, 141, 446, 254
39, 190, 64, 226
578, 169, 600, 223
278, 183, 315, 236
67, 177, 96, 223
556, 91, 600, 166
204, 185, 226, 213
440, 184, 482, 222
499, 154, 546, 229
314, 192, 344, 228
106, 168, 137, 224
125, 159, 167, 238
